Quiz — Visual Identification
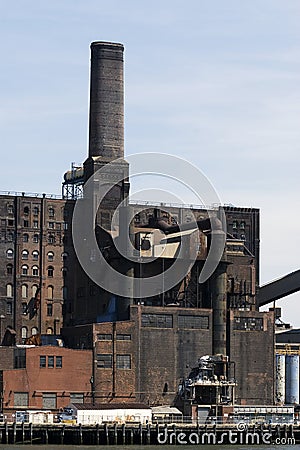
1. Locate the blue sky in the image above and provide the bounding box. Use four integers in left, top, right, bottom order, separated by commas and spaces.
1, 1, 300, 325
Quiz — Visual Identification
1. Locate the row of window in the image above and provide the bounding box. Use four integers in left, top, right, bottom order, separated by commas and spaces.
20, 327, 54, 339
232, 221, 246, 229
7, 205, 56, 216
5, 284, 67, 300
21, 250, 39, 260
6, 250, 68, 263
20, 265, 65, 277
14, 392, 83, 409
97, 354, 131, 369
21, 326, 39, 339
6, 284, 54, 299
97, 334, 131, 341
234, 316, 264, 331
40, 355, 62, 368
19, 301, 54, 317
141, 314, 210, 329
3, 233, 69, 245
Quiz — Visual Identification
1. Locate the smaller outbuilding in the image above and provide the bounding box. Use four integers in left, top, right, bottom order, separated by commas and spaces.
152, 405, 183, 423
70, 403, 152, 425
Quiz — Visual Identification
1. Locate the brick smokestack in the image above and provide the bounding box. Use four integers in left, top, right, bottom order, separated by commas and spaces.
88, 41, 124, 160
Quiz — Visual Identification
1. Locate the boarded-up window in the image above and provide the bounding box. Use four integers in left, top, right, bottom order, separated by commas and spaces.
178, 315, 209, 329
234, 316, 263, 331
141, 314, 173, 328
70, 393, 84, 404
14, 392, 28, 407
42, 393, 56, 409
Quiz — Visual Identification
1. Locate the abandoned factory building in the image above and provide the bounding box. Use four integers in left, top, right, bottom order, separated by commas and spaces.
0, 41, 275, 412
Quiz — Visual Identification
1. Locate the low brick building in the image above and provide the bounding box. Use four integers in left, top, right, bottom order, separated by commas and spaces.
1, 346, 92, 413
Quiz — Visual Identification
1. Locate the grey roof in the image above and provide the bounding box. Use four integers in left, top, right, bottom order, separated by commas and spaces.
152, 405, 182, 415
276, 328, 300, 343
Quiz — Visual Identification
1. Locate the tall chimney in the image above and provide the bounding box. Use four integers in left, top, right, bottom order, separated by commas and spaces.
88, 41, 124, 160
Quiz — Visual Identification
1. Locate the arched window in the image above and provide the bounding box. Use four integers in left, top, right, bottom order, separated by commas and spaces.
32, 250, 39, 261
33, 234, 39, 243
24, 206, 29, 215
46, 327, 53, 335
6, 264, 13, 275
7, 204, 14, 214
6, 249, 13, 259
31, 327, 38, 336
32, 265, 39, 276
47, 286, 54, 299
62, 267, 67, 277
6, 283, 13, 297
22, 250, 29, 260
22, 265, 28, 275
47, 251, 54, 262
23, 233, 29, 242
21, 326, 28, 339
22, 284, 28, 298
61, 252, 68, 261
32, 285, 38, 297
47, 266, 54, 277
33, 206, 39, 215
22, 302, 27, 314
48, 207, 55, 218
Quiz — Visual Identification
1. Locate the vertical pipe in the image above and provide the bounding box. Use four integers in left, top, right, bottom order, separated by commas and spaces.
211, 262, 227, 355
112, 322, 116, 397
88, 42, 124, 160
286, 355, 299, 404
275, 354, 285, 404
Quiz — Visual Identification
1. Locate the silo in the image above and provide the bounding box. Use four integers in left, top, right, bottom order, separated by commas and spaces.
285, 354, 299, 404
275, 354, 285, 404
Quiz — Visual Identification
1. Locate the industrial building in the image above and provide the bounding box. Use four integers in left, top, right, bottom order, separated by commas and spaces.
2, 40, 299, 416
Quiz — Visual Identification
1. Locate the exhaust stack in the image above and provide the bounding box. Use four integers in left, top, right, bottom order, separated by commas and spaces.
88, 41, 124, 160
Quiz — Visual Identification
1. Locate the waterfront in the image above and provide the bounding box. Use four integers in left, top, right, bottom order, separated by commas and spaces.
0, 446, 298, 450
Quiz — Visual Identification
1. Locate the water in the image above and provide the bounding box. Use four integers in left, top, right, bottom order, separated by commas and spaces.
0, 446, 298, 450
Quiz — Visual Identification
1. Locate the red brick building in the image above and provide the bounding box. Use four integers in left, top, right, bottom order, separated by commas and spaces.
1, 346, 92, 413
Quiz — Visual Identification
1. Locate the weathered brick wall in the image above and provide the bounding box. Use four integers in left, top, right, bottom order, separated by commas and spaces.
229, 310, 275, 405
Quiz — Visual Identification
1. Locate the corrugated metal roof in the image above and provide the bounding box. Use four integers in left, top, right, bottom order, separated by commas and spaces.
71, 403, 151, 410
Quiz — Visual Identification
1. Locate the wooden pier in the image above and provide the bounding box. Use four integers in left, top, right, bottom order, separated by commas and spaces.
0, 422, 299, 445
